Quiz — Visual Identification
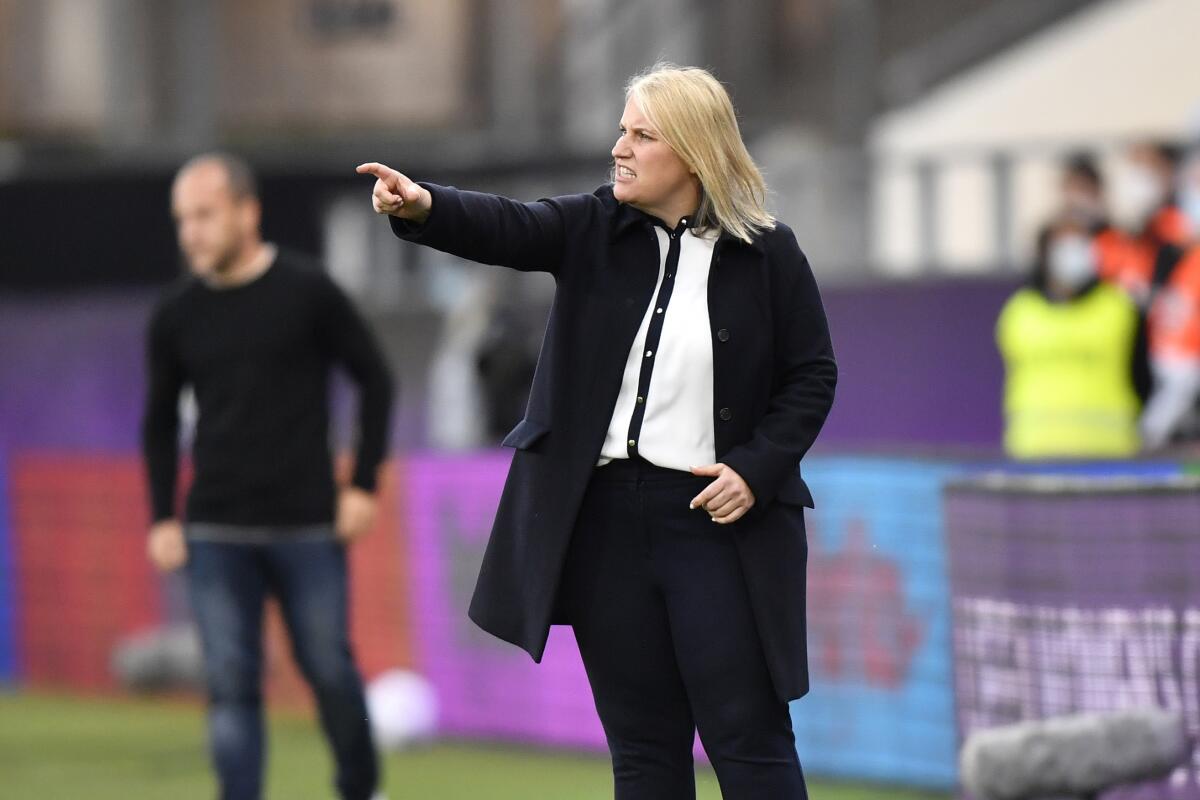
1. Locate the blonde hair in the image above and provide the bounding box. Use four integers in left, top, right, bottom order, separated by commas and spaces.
625, 63, 774, 243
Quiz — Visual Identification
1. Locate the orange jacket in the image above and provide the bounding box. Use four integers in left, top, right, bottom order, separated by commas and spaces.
1149, 245, 1200, 361
1097, 207, 1191, 302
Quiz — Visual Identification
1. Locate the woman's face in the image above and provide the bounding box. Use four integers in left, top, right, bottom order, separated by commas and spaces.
611, 98, 698, 218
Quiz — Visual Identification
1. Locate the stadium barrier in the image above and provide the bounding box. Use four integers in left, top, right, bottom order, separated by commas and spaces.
5, 449, 1199, 792
1, 450, 963, 788
948, 472, 1200, 799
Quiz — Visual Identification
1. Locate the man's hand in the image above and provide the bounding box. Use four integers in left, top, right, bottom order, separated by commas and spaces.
336, 487, 378, 543
689, 463, 756, 525
147, 519, 188, 572
355, 162, 433, 223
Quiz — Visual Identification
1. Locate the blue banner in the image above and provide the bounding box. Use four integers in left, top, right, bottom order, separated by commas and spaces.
791, 456, 961, 788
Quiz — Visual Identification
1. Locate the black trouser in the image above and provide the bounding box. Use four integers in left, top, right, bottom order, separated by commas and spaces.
559, 458, 807, 800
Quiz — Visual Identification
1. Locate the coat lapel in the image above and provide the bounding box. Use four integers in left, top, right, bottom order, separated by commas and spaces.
574, 212, 662, 465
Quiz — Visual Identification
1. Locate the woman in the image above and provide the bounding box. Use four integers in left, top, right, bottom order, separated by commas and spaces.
997, 214, 1142, 458
358, 64, 836, 799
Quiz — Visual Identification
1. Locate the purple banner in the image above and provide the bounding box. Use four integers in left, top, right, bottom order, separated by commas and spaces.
0, 294, 154, 452
404, 451, 606, 749
404, 452, 718, 759
818, 277, 1013, 449
947, 477, 1200, 799
1, 279, 1018, 457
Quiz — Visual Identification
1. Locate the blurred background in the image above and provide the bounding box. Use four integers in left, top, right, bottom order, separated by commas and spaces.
3, 0, 1200, 798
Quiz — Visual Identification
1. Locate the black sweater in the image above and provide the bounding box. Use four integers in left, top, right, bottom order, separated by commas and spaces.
141, 251, 394, 526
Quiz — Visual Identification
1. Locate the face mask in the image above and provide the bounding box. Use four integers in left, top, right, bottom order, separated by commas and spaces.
1119, 166, 1167, 224
1047, 235, 1097, 291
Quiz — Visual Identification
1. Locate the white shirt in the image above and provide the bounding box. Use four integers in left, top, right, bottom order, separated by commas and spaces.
598, 224, 717, 470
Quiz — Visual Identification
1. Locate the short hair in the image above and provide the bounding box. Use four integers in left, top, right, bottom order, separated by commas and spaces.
624, 63, 774, 243
1133, 140, 1182, 171
175, 152, 259, 200
1063, 152, 1102, 190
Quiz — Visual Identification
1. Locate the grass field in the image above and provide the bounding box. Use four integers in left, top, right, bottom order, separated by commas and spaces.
0, 692, 952, 799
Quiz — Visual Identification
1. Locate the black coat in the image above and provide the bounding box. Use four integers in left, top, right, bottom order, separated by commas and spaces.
392, 183, 837, 701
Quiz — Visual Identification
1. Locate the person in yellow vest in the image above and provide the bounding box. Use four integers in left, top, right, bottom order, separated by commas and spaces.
997, 215, 1141, 458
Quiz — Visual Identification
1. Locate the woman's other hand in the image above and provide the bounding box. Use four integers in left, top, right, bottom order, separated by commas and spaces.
689, 463, 756, 524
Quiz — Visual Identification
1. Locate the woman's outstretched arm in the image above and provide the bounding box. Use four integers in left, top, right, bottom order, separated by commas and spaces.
357, 161, 570, 275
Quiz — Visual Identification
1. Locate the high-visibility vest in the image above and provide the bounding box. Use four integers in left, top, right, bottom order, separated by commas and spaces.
1096, 208, 1191, 302
1150, 246, 1200, 362
996, 283, 1140, 458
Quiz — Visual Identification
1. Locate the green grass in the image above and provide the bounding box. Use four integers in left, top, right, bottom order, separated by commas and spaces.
0, 692, 951, 799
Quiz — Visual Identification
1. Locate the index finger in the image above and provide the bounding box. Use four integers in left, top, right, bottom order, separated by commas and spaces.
690, 477, 725, 510
356, 162, 398, 181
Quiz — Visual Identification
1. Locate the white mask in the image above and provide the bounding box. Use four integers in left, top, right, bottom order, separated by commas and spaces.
1118, 165, 1168, 225
1047, 235, 1097, 291
1181, 186, 1200, 238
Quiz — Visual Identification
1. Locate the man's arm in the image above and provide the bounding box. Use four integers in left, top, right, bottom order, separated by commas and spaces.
141, 305, 188, 571
141, 307, 185, 523
319, 278, 395, 496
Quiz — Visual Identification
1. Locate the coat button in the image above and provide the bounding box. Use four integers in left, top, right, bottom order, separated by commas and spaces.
717, 328, 730, 342
719, 407, 732, 421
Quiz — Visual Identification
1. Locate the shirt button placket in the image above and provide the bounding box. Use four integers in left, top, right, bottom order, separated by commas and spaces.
624, 220, 685, 459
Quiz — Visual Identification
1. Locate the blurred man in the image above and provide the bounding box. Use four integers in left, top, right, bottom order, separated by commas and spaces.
1102, 141, 1190, 305
141, 153, 393, 800
1123, 141, 1190, 249
1142, 146, 1200, 448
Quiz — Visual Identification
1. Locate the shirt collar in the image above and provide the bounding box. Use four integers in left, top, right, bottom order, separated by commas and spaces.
608, 196, 767, 253
610, 203, 701, 238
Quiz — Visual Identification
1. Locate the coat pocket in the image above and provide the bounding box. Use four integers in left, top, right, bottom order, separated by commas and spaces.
501, 418, 551, 450
774, 472, 815, 509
